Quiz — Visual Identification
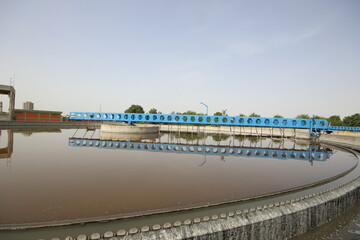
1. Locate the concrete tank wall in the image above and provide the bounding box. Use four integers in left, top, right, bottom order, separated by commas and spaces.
320, 132, 360, 149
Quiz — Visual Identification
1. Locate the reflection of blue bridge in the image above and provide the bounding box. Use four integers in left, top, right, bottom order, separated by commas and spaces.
69, 112, 360, 134
68, 138, 332, 162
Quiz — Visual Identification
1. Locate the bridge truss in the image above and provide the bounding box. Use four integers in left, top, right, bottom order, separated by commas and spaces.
69, 112, 360, 135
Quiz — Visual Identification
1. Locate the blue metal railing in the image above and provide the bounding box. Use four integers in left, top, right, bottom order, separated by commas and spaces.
68, 138, 332, 162
69, 112, 329, 130
328, 126, 360, 132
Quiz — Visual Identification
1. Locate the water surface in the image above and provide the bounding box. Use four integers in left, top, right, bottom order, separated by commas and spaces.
0, 129, 357, 227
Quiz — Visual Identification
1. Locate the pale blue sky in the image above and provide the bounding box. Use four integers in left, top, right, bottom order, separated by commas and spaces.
0, 0, 359, 117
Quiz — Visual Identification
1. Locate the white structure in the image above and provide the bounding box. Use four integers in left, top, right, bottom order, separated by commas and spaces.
0, 85, 15, 120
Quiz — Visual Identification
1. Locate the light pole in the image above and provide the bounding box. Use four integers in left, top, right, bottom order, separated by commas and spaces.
200, 102, 208, 115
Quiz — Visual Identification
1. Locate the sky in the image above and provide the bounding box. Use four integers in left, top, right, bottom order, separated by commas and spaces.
0, 0, 359, 118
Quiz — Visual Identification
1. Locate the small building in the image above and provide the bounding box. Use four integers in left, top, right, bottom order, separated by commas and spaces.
14, 109, 62, 122
23, 101, 34, 110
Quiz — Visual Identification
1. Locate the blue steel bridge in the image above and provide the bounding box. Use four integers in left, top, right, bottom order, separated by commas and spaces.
69, 137, 332, 162
70, 112, 360, 135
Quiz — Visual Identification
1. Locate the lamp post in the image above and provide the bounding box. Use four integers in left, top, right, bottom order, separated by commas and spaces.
200, 102, 208, 115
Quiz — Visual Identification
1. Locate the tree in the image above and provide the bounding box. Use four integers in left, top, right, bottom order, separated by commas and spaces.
249, 113, 261, 117
214, 112, 222, 116
149, 108, 157, 114
314, 115, 326, 119
125, 104, 145, 113
183, 110, 198, 115
327, 115, 343, 126
238, 113, 246, 117
296, 114, 310, 119
343, 113, 360, 127
273, 114, 283, 118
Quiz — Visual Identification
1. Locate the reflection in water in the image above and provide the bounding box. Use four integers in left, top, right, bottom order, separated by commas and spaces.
212, 134, 230, 142
100, 131, 159, 141
0, 130, 13, 169
15, 129, 61, 137
69, 137, 333, 163
174, 132, 207, 142
0, 129, 61, 168
174, 133, 264, 146
0, 130, 13, 159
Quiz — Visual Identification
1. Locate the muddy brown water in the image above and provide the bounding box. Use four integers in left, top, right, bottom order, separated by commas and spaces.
0, 129, 358, 229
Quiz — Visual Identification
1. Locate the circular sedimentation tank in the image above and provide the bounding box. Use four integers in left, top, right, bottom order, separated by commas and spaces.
0, 128, 359, 240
